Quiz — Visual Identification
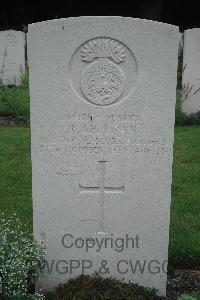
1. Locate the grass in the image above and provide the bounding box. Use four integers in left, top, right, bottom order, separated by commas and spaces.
0, 85, 190, 128
0, 85, 29, 118
0, 126, 200, 267
169, 126, 200, 267
188, 292, 200, 299
179, 292, 200, 299
0, 72, 30, 125
0, 128, 32, 232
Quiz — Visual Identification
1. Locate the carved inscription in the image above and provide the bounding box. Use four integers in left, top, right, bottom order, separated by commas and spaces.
38, 113, 171, 157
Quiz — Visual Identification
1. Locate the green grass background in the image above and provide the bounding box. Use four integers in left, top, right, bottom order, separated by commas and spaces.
0, 85, 29, 117
0, 79, 200, 266
170, 126, 200, 267
0, 126, 200, 266
0, 73, 30, 124
0, 128, 32, 231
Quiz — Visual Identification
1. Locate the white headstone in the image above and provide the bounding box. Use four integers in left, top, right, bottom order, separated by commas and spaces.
28, 17, 179, 296
0, 30, 25, 86
182, 28, 200, 114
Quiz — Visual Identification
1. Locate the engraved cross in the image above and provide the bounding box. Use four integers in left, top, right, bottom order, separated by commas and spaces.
79, 160, 125, 234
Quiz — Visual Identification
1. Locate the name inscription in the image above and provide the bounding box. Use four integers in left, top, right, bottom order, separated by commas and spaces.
38, 113, 171, 156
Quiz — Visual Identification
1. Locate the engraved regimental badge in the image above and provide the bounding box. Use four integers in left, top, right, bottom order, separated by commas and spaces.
69, 37, 138, 106
81, 38, 126, 106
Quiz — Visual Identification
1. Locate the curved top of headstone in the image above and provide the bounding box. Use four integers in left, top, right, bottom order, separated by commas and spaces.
28, 15, 179, 297
0, 29, 25, 37
0, 29, 25, 48
184, 28, 200, 33
0, 29, 25, 86
28, 16, 178, 31
28, 16, 179, 107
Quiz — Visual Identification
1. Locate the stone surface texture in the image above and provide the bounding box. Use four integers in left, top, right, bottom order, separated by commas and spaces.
28, 17, 179, 296
182, 28, 200, 114
0, 30, 25, 86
